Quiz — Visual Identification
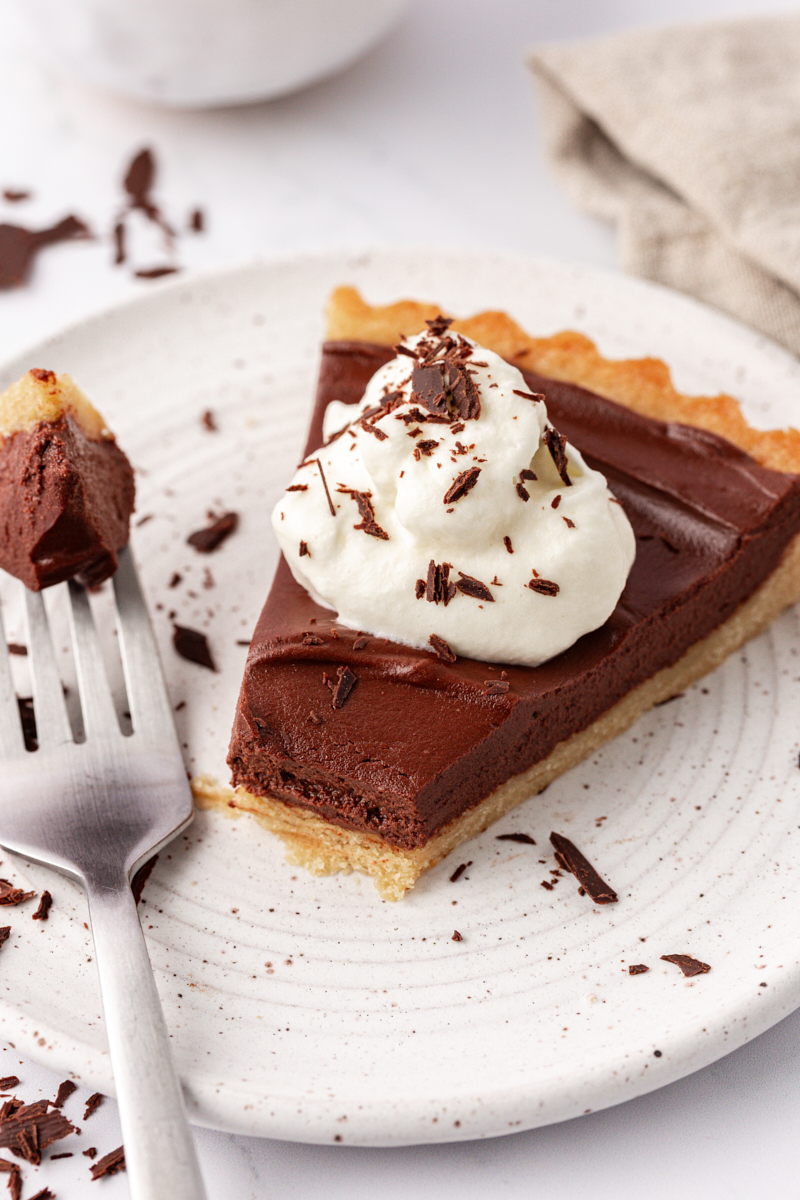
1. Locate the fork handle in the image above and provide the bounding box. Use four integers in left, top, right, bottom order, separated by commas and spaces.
85, 875, 208, 1200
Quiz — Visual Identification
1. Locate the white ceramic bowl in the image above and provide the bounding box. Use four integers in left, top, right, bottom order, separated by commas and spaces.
8, 0, 414, 108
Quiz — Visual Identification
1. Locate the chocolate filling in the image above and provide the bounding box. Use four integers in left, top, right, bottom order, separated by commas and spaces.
0, 414, 134, 589
228, 341, 800, 850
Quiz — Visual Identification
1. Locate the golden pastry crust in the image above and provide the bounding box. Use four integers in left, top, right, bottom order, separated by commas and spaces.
198, 288, 800, 899
0, 369, 111, 445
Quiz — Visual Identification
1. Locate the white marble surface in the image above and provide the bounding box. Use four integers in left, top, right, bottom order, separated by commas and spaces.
1, 0, 799, 1195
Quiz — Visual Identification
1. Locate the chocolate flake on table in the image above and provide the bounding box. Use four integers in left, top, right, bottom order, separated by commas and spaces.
338, 488, 389, 540
455, 572, 494, 602
6, 645, 26, 657
299, 541, 310, 557
503, 536, 513, 554
423, 559, 456, 606
131, 855, 158, 905
83, 1094, 103, 1122
31, 892, 52, 921
528, 578, 560, 597
189, 208, 205, 233
549, 832, 618, 904
512, 389, 544, 403
29, 1186, 55, 1199
53, 1081, 76, 1109
134, 265, 180, 279
286, 484, 308, 492
482, 680, 510, 695
496, 832, 536, 844
551, 494, 561, 509
515, 482, 529, 502
629, 964, 649, 975
541, 879, 554, 891
661, 954, 711, 977
0, 929, 9, 952
200, 409, 217, 432
449, 862, 471, 883
452, 930, 463, 941
172, 624, 216, 671
0, 1161, 20, 1200
413, 439, 439, 460
16, 697, 37, 751
331, 666, 358, 709
83, 1147, 97, 1158
543, 427, 572, 486
0, 1081, 18, 1094
443, 467, 481, 505
353, 636, 370, 650
51, 1151, 73, 1158
0, 881, 35, 907
90, 1144, 125, 1180
429, 634, 456, 663
187, 510, 238, 552
0, 1100, 76, 1162
2, 190, 30, 203
0, 215, 92, 290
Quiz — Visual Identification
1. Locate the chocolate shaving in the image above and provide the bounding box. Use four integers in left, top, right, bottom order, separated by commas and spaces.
308, 711, 324, 726
0, 929, 9, 952
0, 215, 92, 290
541, 880, 554, 891
353, 636, 370, 650
549, 832, 618, 904
496, 833, 536, 845
482, 681, 510, 695
314, 458, 335, 516
512, 389, 544, 403
339, 488, 389, 540
331, 666, 358, 709
515, 482, 529, 502
2, 190, 30, 203
551, 494, 561, 509
135, 266, 179, 280
189, 208, 205, 233
563, 516, 575, 528
456, 572, 494, 602
629, 964, 649, 975
301, 633, 324, 645
299, 541, 309, 557
394, 344, 418, 359
449, 862, 471, 883
0, 1100, 75, 1162
172, 624, 216, 671
428, 634, 456, 663
31, 892, 52, 921
543, 427, 571, 486
425, 315, 453, 336
16, 698, 37, 752
359, 419, 387, 440
186, 511, 238, 553
411, 357, 481, 422
528, 578, 560, 597
424, 560, 455, 606
413, 439, 439, 459
286, 484, 308, 492
6, 645, 26, 657
53, 1081, 76, 1108
82, 1094, 103, 1122
90, 1145, 125, 1179
452, 930, 463, 941
0, 881, 35, 907
443, 467, 480, 505
415, 579, 425, 599
83, 1147, 97, 1158
0, 1081, 18, 1094
0, 1159, 20, 1200
520, 468, 537, 481
661, 954, 711, 977
131, 855, 158, 905
503, 536, 513, 554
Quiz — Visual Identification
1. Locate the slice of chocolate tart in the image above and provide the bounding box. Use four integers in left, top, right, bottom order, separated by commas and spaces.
204, 289, 800, 900
0, 369, 135, 589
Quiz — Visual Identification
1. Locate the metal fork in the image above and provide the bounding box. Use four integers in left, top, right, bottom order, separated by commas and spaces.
0, 546, 208, 1200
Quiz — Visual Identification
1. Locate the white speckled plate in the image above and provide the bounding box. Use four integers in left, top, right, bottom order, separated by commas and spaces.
0, 250, 799, 1146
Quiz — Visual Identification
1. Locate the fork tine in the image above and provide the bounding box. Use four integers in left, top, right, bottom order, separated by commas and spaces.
22, 587, 73, 750
112, 546, 178, 743
0, 601, 25, 756
67, 580, 121, 739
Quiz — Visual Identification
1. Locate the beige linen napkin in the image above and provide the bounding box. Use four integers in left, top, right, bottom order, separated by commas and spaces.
528, 14, 800, 356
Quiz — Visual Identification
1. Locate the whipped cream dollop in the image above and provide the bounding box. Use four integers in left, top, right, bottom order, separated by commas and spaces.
272, 320, 635, 667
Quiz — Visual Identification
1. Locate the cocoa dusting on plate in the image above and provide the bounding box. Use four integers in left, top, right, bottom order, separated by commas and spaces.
443, 467, 481, 505
455, 572, 494, 602
82, 1094, 103, 1122
661, 954, 711, 977
496, 833, 536, 845
541, 880, 554, 891
0, 881, 35, 908
331, 666, 357, 709
549, 832, 618, 904
31, 892, 52, 921
0, 1099, 76, 1162
186, 511, 238, 553
428, 634, 456, 663
200, 409, 217, 432
413, 439, 439, 460
449, 862, 471, 883
543, 427, 572, 486
53, 1081, 76, 1109
131, 855, 159, 905
528, 578, 560, 597
0, 216, 91, 290
189, 208, 205, 233
0, 1081, 18, 1094
90, 1145, 125, 1180
629, 964, 649, 975
301, 633, 324, 646
452, 930, 463, 941
286, 484, 308, 492
172, 624, 216, 672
